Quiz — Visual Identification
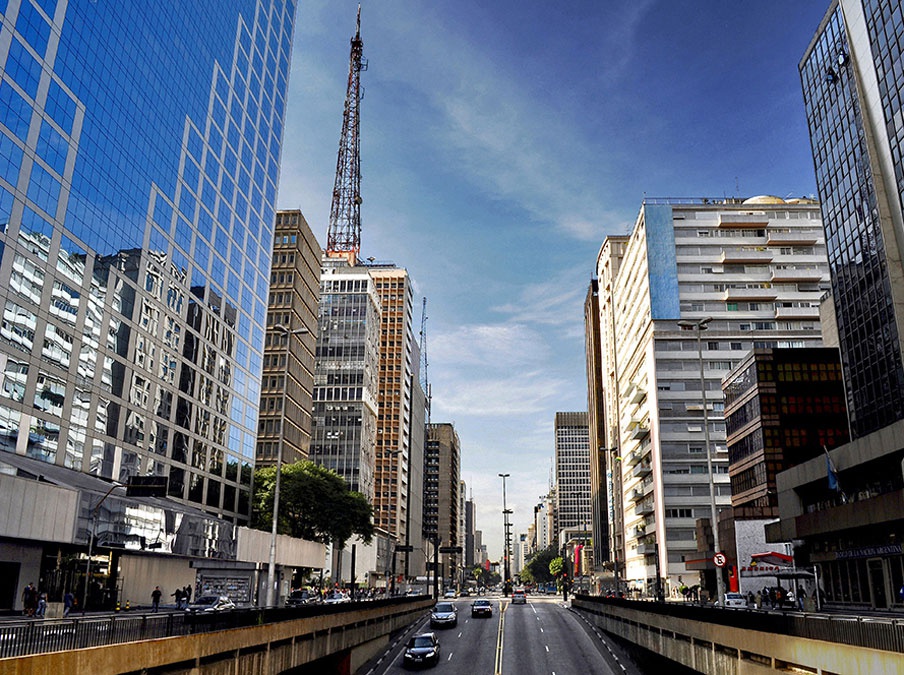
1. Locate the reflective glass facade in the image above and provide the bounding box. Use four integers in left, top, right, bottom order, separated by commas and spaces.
0, 0, 296, 524
800, 1, 904, 439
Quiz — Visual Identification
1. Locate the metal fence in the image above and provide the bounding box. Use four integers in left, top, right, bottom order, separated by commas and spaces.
0, 597, 425, 660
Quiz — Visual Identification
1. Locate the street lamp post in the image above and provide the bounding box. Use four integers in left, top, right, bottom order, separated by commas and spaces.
677, 317, 724, 604
499, 473, 511, 591
266, 323, 308, 608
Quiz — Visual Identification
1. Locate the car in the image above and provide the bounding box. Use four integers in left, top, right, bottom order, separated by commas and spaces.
286, 589, 317, 607
185, 595, 235, 613
324, 591, 351, 604
430, 601, 458, 628
458, 589, 470, 597
470, 599, 492, 618
403, 631, 440, 668
443, 589, 456, 599
511, 589, 527, 605
723, 592, 747, 608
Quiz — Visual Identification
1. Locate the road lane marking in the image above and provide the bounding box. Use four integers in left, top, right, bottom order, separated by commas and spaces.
545, 645, 549, 652
494, 599, 506, 674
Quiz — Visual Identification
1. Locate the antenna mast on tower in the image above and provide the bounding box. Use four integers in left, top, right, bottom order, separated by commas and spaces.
419, 297, 431, 423
325, 5, 367, 265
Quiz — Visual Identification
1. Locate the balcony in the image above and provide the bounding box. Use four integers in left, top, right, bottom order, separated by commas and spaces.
631, 488, 645, 502
720, 249, 773, 264
722, 286, 778, 302
774, 305, 821, 320
633, 463, 652, 478
634, 502, 654, 516
716, 213, 768, 229
632, 526, 646, 538
629, 386, 646, 405
635, 543, 655, 556
766, 229, 820, 246
771, 268, 824, 283
626, 451, 641, 467
631, 425, 650, 440
626, 417, 641, 431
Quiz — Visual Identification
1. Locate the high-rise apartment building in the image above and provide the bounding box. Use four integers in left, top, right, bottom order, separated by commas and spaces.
597, 197, 830, 597
311, 262, 380, 501
369, 266, 416, 541
555, 412, 592, 534
0, 1, 297, 610
767, 0, 904, 610
584, 279, 609, 569
256, 209, 320, 466
424, 423, 460, 580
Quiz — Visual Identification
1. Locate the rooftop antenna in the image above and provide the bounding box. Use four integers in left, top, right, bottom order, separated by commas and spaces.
325, 5, 368, 266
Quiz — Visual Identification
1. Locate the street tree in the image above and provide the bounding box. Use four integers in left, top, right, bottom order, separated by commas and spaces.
252, 460, 373, 548
524, 546, 558, 584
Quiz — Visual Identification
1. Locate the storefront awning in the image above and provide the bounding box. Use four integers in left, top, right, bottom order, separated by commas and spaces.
750, 551, 794, 566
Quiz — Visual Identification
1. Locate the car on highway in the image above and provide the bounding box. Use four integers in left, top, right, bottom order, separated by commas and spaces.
430, 601, 458, 628
511, 589, 527, 605
185, 595, 235, 613
403, 631, 440, 668
723, 592, 747, 608
470, 599, 492, 618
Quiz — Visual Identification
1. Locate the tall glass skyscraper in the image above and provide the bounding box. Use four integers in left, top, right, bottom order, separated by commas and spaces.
0, 0, 296, 526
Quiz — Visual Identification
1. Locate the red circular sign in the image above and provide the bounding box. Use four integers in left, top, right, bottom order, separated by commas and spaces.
713, 553, 727, 568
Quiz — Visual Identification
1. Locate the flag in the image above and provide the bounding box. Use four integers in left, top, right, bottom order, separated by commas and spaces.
824, 446, 845, 502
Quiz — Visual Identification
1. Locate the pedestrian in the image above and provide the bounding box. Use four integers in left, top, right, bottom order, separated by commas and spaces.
35, 593, 47, 618
151, 586, 162, 612
172, 587, 183, 609
22, 582, 36, 617
797, 585, 805, 611
63, 589, 75, 617
755, 590, 762, 609
183, 585, 192, 607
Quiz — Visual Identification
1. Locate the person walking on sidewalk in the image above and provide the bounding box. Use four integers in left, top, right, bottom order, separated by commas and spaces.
151, 586, 162, 612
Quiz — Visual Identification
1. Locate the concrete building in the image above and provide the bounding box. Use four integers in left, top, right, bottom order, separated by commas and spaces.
584, 278, 610, 570
555, 412, 592, 535
256, 210, 320, 466
424, 423, 460, 585
311, 262, 381, 502
767, 0, 904, 610
596, 197, 830, 598
0, 1, 297, 611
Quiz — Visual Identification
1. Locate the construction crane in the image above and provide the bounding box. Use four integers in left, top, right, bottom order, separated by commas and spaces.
419, 297, 431, 424
325, 5, 367, 265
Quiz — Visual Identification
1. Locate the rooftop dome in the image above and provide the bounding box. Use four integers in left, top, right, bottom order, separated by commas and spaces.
742, 195, 786, 205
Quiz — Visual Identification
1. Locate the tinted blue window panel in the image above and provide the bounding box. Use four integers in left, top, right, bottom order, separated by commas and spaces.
644, 204, 681, 320
27, 163, 61, 216
36, 120, 67, 175
0, 186, 13, 229
21, 205, 52, 238
33, 0, 55, 18
45, 81, 76, 135
0, 133, 23, 187
15, 1, 50, 57
0, 82, 32, 141
6, 39, 42, 98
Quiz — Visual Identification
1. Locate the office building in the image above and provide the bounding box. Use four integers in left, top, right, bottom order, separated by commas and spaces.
0, 1, 297, 610
424, 422, 460, 583
596, 196, 830, 598
256, 209, 320, 466
311, 262, 380, 501
554, 412, 592, 536
768, 0, 904, 610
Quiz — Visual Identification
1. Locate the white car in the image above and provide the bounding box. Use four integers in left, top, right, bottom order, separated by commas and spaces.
723, 592, 747, 608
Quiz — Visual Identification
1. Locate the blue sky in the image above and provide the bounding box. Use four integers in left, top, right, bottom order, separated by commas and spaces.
276, 0, 831, 560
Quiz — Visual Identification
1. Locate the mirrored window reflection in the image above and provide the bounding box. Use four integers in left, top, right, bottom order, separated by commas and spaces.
57, 235, 87, 285
50, 280, 79, 325
2, 300, 37, 353
0, 404, 21, 454
34, 370, 65, 417
28, 417, 58, 463
1, 358, 28, 402
42, 322, 72, 369
11, 252, 45, 304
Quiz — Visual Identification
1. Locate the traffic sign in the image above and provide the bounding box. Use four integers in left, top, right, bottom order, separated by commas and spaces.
439, 546, 462, 554
395, 545, 414, 552
713, 552, 727, 568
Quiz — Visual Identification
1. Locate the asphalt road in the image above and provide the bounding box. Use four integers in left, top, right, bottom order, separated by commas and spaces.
362, 595, 641, 675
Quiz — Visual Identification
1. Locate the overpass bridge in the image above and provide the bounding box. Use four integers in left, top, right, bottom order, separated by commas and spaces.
572, 595, 904, 675
0, 596, 431, 675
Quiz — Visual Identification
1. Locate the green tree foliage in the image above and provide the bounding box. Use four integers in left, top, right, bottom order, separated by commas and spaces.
252, 460, 373, 548
523, 546, 558, 584
549, 556, 564, 579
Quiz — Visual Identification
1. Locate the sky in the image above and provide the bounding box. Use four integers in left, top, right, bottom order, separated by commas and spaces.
276, 0, 832, 560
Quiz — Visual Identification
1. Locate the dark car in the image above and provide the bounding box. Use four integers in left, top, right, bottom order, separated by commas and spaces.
511, 589, 527, 605
403, 632, 440, 668
430, 601, 457, 628
470, 599, 492, 618
185, 595, 235, 613
286, 589, 316, 607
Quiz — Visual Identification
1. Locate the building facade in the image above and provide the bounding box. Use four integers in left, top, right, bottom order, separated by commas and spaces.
256, 209, 320, 466
424, 422, 460, 583
596, 197, 830, 598
768, 0, 904, 611
554, 412, 592, 534
311, 261, 380, 501
0, 1, 297, 609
